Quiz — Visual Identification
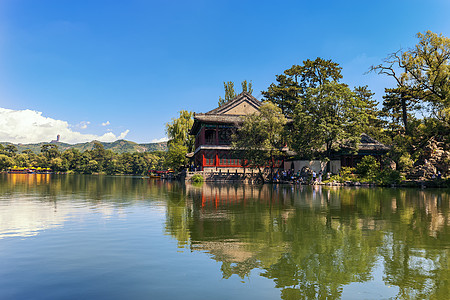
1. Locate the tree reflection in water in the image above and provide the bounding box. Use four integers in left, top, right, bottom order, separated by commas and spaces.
166, 183, 450, 299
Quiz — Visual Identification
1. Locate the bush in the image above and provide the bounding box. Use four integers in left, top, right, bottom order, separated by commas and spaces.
398, 153, 414, 172
328, 167, 356, 183
191, 174, 204, 183
356, 156, 380, 182
377, 169, 404, 185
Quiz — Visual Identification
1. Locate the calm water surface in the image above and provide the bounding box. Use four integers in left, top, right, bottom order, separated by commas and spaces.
0, 174, 449, 299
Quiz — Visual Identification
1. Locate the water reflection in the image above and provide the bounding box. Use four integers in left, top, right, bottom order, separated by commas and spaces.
166, 183, 450, 299
0, 174, 177, 239
1, 174, 449, 299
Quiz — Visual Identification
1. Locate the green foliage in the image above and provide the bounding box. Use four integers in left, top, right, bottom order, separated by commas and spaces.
4, 144, 18, 156
0, 140, 167, 155
398, 153, 414, 172
218, 80, 253, 106
291, 81, 370, 160
382, 86, 421, 135
166, 110, 194, 153
232, 102, 287, 171
402, 31, 450, 109
326, 162, 403, 185
356, 156, 380, 182
263, 57, 342, 116
264, 59, 379, 165
165, 110, 194, 171
372, 31, 450, 110
41, 144, 60, 159
328, 167, 355, 183
218, 81, 236, 107
377, 169, 403, 185
0, 154, 14, 170
14, 153, 31, 167
372, 30, 450, 151
166, 142, 188, 171
164, 113, 194, 171
190, 174, 204, 183
0, 145, 167, 175
50, 157, 68, 172
241, 80, 253, 94
354, 85, 386, 142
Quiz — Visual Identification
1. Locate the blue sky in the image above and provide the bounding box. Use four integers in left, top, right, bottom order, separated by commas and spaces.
1, 0, 449, 144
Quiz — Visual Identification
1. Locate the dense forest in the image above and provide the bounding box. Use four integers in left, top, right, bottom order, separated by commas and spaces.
0, 142, 166, 175
0, 139, 167, 154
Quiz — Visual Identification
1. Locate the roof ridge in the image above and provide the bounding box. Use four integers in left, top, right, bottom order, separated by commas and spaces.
206, 92, 261, 115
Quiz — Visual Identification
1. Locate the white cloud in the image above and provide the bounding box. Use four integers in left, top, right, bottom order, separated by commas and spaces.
102, 121, 110, 126
118, 130, 130, 140
0, 107, 130, 144
151, 137, 169, 143
77, 121, 90, 129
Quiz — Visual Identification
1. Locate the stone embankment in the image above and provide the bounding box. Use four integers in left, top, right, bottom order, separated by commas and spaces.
182, 169, 269, 184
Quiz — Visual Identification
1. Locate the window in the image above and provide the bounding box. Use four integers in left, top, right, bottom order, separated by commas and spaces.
205, 129, 216, 145
218, 128, 233, 145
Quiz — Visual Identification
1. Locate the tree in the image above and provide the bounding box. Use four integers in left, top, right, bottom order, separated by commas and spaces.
354, 86, 385, 140
14, 153, 31, 167
50, 157, 68, 172
263, 57, 342, 116
62, 148, 83, 171
4, 144, 18, 156
262, 75, 300, 116
166, 110, 195, 152
165, 110, 195, 171
241, 80, 253, 94
232, 102, 287, 181
89, 142, 113, 172
381, 86, 421, 135
218, 80, 253, 106
0, 154, 14, 170
86, 160, 99, 174
371, 31, 450, 130
356, 155, 380, 182
41, 144, 60, 159
370, 30, 450, 168
165, 142, 188, 170
290, 81, 369, 168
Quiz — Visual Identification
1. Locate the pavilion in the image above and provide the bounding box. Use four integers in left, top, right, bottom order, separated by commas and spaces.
189, 92, 283, 172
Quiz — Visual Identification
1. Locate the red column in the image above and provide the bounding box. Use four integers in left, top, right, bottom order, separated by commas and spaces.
202, 153, 205, 170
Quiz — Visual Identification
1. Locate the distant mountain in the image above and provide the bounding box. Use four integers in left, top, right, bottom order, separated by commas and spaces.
0, 139, 168, 154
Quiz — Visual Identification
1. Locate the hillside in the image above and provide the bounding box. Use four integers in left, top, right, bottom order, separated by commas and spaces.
0, 139, 168, 154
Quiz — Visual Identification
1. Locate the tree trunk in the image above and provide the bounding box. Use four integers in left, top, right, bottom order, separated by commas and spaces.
401, 92, 408, 135
326, 142, 332, 173
257, 167, 265, 184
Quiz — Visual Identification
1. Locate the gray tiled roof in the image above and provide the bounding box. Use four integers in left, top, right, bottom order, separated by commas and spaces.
205, 92, 261, 115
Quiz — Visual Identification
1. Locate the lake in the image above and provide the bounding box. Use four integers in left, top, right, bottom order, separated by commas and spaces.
0, 174, 449, 299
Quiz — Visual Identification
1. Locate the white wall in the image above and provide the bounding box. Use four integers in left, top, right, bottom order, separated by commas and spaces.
284, 160, 341, 174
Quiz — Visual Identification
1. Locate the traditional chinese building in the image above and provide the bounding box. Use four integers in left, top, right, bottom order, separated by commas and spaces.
335, 133, 390, 168
284, 133, 390, 173
190, 92, 276, 172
